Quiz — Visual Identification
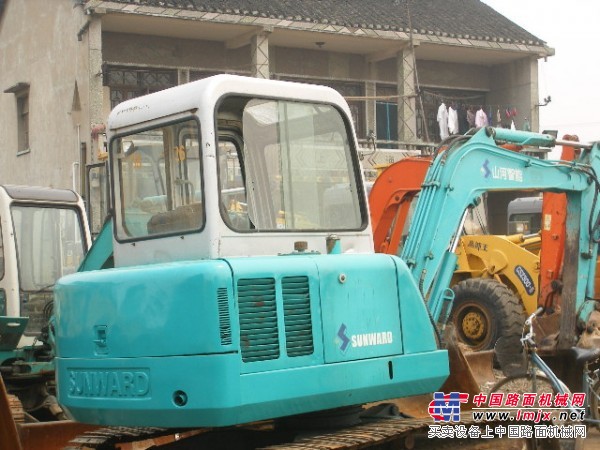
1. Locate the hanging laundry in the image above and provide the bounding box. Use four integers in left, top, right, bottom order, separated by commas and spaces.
510, 120, 516, 130
523, 118, 531, 132
496, 109, 501, 127
466, 107, 476, 128
475, 107, 488, 128
437, 102, 449, 140
448, 104, 459, 134
458, 105, 469, 134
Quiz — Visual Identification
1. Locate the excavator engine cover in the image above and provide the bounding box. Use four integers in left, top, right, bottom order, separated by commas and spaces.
55, 253, 448, 427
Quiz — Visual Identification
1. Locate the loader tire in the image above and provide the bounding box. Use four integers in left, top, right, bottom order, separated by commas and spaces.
451, 278, 526, 353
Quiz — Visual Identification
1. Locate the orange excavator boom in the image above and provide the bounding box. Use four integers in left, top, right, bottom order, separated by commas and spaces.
369, 157, 430, 254
538, 134, 580, 309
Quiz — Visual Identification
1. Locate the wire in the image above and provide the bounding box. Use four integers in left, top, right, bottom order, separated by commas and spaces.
571, 164, 600, 245
582, 166, 600, 243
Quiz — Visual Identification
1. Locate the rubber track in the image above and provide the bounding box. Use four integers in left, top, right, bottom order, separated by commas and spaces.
64, 426, 185, 449
8, 394, 25, 424
259, 412, 489, 450
64, 411, 508, 449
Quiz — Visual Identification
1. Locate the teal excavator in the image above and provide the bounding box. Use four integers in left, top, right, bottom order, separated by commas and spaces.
52, 75, 600, 430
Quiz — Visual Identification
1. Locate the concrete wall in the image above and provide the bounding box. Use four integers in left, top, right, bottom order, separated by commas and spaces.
375, 58, 490, 91
271, 46, 366, 81
418, 60, 490, 91
103, 32, 251, 74
0, 0, 89, 190
488, 57, 538, 131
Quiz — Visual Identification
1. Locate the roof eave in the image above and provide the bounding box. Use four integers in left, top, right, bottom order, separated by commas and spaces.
86, 1, 551, 58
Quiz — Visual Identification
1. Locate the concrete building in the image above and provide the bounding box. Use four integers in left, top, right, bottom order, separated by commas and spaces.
0, 0, 553, 195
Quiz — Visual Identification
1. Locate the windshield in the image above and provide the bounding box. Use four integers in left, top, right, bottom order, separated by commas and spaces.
218, 97, 365, 231
11, 205, 86, 291
112, 118, 203, 240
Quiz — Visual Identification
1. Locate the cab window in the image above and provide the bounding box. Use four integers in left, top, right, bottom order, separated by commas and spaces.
112, 119, 203, 240
217, 97, 365, 232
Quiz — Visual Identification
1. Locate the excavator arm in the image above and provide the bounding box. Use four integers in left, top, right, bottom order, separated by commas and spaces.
369, 157, 431, 254
538, 135, 581, 309
401, 128, 600, 345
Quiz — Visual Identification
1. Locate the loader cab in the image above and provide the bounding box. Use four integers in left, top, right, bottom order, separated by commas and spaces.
0, 185, 90, 351
108, 76, 372, 267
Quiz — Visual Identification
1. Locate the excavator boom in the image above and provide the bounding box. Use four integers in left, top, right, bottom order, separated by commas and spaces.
401, 128, 600, 347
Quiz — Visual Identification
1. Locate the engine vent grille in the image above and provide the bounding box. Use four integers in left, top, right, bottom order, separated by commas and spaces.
217, 288, 232, 345
238, 278, 279, 362
282, 276, 314, 357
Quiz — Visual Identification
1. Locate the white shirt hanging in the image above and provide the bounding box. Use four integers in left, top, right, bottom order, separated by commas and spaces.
437, 103, 449, 140
448, 106, 459, 134
475, 108, 488, 128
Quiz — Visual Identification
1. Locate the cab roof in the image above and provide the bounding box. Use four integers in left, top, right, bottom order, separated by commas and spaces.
108, 74, 351, 132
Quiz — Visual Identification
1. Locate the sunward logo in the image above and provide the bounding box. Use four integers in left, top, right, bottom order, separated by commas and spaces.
428, 392, 470, 422
337, 324, 350, 353
481, 159, 491, 178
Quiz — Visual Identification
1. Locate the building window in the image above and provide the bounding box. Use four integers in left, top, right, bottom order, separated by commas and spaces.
376, 102, 398, 142
190, 70, 228, 81
375, 84, 398, 145
105, 67, 177, 109
17, 93, 29, 153
326, 81, 365, 139
4, 82, 31, 154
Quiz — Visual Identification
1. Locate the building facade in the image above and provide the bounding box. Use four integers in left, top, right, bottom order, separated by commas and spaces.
0, 0, 553, 195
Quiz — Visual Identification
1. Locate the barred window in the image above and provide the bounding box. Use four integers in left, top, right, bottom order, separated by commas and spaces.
105, 67, 177, 109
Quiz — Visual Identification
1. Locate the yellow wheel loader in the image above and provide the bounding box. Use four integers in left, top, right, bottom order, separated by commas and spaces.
451, 233, 541, 351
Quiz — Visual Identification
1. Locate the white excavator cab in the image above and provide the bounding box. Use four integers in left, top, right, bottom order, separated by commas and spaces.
0, 185, 91, 351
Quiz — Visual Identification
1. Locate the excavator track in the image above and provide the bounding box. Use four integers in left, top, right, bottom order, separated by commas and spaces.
8, 394, 25, 424
64, 426, 188, 449
260, 412, 488, 450
62, 411, 509, 450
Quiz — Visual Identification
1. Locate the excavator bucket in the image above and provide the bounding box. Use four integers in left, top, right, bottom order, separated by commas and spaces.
463, 350, 496, 386
384, 325, 494, 417
437, 325, 495, 405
